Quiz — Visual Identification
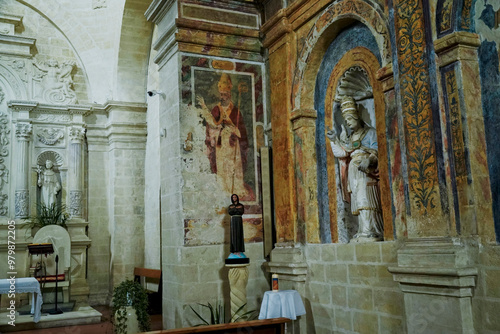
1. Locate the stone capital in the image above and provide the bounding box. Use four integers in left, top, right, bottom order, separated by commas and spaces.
15, 122, 32, 141
69, 126, 86, 143
291, 108, 317, 130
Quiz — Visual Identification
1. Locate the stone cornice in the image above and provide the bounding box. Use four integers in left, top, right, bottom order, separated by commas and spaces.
176, 17, 260, 38
8, 100, 93, 116
145, 0, 177, 23
0, 13, 23, 26
434, 31, 481, 55
0, 34, 36, 58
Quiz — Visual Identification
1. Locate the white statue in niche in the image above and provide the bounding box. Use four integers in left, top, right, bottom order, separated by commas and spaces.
326, 95, 384, 242
37, 160, 61, 208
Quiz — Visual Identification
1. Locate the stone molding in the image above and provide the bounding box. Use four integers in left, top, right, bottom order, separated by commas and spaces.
0, 34, 36, 58
266, 246, 308, 283
434, 31, 481, 67
291, 108, 317, 130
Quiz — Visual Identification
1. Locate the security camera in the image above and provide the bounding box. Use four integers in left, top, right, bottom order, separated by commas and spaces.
147, 90, 165, 98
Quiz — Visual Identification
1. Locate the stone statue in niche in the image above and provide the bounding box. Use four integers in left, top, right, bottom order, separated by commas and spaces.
37, 160, 61, 208
227, 194, 247, 261
33, 59, 77, 104
326, 96, 384, 242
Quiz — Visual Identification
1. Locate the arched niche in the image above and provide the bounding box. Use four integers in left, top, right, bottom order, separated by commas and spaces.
315, 41, 393, 242
292, 0, 392, 112
318, 47, 392, 243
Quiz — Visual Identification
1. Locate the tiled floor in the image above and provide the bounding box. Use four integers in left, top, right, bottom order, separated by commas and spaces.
10, 305, 163, 334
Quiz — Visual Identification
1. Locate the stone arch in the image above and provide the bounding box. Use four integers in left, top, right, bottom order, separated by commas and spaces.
292, 0, 392, 111
0, 62, 28, 101
114, 0, 154, 102
18, 0, 100, 102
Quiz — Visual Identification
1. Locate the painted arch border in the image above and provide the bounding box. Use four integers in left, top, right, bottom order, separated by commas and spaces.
292, 0, 392, 111
322, 47, 394, 242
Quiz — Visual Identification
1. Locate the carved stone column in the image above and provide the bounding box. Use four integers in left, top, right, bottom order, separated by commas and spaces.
227, 263, 250, 321
14, 122, 32, 218
68, 126, 86, 218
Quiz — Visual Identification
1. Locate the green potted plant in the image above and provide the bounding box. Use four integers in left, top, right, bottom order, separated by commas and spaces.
112, 279, 151, 334
28, 203, 70, 230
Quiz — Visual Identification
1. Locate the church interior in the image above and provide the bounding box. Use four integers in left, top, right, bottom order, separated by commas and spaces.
0, 0, 500, 333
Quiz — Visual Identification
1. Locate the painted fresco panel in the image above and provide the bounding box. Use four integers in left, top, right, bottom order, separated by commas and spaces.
181, 55, 264, 246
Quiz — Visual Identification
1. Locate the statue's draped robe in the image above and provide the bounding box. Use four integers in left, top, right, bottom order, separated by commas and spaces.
39, 169, 61, 207
330, 127, 383, 238
228, 203, 245, 253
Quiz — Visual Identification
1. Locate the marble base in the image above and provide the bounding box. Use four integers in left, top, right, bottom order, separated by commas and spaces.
0, 305, 101, 332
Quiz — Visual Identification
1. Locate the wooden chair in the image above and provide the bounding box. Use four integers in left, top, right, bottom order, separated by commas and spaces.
134, 267, 162, 314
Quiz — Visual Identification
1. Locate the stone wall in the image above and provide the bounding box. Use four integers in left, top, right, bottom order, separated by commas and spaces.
304, 242, 403, 333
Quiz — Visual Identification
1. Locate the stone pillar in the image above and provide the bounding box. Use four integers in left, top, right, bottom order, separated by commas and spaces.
291, 109, 320, 244
266, 244, 307, 333
262, 11, 298, 243
68, 126, 86, 218
389, 238, 478, 333
14, 122, 32, 218
434, 31, 495, 240
227, 264, 250, 321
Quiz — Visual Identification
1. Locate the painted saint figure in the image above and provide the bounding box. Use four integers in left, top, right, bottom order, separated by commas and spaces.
37, 160, 61, 208
326, 96, 384, 242
196, 73, 251, 199
228, 194, 246, 258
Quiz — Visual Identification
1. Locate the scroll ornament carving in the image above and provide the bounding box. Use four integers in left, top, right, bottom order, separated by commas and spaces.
0, 194, 7, 216
35, 114, 72, 123
37, 128, 64, 145
15, 190, 29, 218
69, 190, 82, 217
69, 127, 86, 143
32, 59, 77, 104
16, 123, 32, 140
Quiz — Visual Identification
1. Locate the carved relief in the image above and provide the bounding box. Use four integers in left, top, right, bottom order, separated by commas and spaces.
15, 122, 33, 141
0, 88, 4, 104
37, 128, 65, 146
69, 190, 82, 217
69, 126, 86, 143
34, 114, 72, 123
32, 59, 77, 104
336, 66, 373, 100
15, 190, 28, 218
395, 0, 439, 213
36, 150, 64, 167
0, 112, 10, 216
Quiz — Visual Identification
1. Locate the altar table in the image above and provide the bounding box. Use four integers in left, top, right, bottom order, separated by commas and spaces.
258, 290, 306, 320
0, 277, 43, 323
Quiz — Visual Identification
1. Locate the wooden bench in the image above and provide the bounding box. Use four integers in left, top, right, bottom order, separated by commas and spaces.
134, 267, 162, 314
140, 317, 290, 334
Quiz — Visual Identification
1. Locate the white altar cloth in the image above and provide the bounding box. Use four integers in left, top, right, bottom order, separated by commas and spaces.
0, 277, 43, 323
258, 290, 306, 320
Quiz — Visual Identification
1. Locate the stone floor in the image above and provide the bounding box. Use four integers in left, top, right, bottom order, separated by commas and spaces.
0, 305, 163, 333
